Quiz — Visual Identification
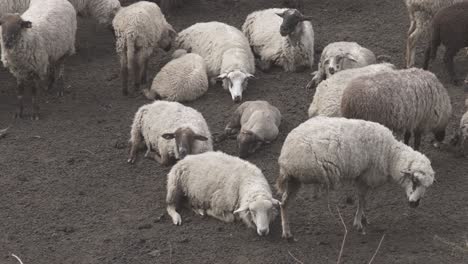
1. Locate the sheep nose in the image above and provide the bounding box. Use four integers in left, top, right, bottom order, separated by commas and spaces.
408, 199, 420, 208
179, 149, 188, 159
258, 228, 269, 236
233, 96, 242, 103
328, 67, 335, 75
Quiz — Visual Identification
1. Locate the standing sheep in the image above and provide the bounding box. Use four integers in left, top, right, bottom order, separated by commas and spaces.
0, 0, 77, 120
341, 68, 452, 150
113, 1, 177, 96
308, 63, 396, 118
175, 21, 255, 103
143, 49, 208, 102
277, 117, 435, 239
166, 151, 280, 236
306, 41, 377, 89
242, 8, 314, 72
128, 101, 212, 166
224, 101, 281, 158
423, 1, 468, 84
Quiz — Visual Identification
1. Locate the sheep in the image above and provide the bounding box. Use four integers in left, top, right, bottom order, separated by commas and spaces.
175, 21, 255, 103
113, 1, 177, 96
277, 117, 435, 239
0, 0, 77, 120
308, 63, 396, 118
68, 0, 121, 27
166, 151, 280, 236
143, 49, 208, 102
0, 0, 30, 18
242, 8, 314, 72
306, 41, 377, 89
341, 68, 452, 151
404, 0, 466, 68
224, 101, 281, 158
423, 1, 468, 84
127, 100, 213, 166
450, 79, 468, 156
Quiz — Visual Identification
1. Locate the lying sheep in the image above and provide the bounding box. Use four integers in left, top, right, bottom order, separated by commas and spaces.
166, 151, 280, 236
404, 0, 465, 68
128, 100, 212, 166
224, 101, 281, 158
308, 63, 396, 118
0, 0, 77, 120
242, 8, 314, 72
277, 117, 435, 239
306, 41, 377, 89
450, 79, 468, 156
113, 1, 177, 95
423, 1, 468, 84
341, 68, 452, 151
143, 49, 208, 102
175, 21, 255, 103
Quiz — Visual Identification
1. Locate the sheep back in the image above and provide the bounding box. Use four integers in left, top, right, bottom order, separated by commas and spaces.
239, 101, 281, 141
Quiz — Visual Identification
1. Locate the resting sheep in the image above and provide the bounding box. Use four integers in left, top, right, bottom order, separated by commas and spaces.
166, 151, 280, 236
224, 101, 281, 158
341, 68, 452, 151
128, 101, 213, 166
113, 1, 177, 95
143, 49, 208, 102
277, 117, 435, 239
242, 8, 314, 72
0, 0, 77, 120
175, 21, 255, 103
423, 1, 468, 84
306, 41, 377, 89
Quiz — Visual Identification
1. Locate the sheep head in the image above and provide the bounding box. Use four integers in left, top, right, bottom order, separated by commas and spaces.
217, 70, 255, 103
276, 9, 312, 37
234, 198, 280, 236
158, 24, 177, 52
0, 14, 32, 49
400, 168, 435, 208
325, 53, 358, 77
237, 130, 263, 158
161, 127, 208, 159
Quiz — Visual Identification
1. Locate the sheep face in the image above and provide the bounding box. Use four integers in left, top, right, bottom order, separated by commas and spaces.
161, 127, 208, 159
325, 54, 358, 78
0, 14, 32, 49
276, 9, 312, 37
158, 25, 177, 52
234, 198, 280, 236
400, 169, 435, 208
217, 70, 254, 103
237, 130, 262, 158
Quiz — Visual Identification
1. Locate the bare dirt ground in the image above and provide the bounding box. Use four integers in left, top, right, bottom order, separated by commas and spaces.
1, 0, 467, 263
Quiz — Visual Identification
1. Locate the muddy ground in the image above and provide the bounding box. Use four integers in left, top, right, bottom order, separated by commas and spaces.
0, 0, 467, 263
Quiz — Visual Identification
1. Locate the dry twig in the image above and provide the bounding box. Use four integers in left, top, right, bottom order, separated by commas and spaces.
11, 254, 24, 264
336, 206, 348, 264
434, 235, 468, 253
288, 250, 304, 264
368, 234, 386, 264
0, 127, 9, 138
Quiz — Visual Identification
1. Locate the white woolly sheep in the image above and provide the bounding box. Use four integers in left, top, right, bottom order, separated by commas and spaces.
308, 63, 396, 118
341, 68, 452, 151
128, 100, 213, 166
143, 49, 208, 102
404, 0, 466, 68
277, 117, 435, 239
175, 21, 255, 103
166, 151, 280, 236
306, 41, 377, 89
113, 1, 177, 95
0, 0, 77, 120
242, 8, 314, 72
224, 100, 281, 158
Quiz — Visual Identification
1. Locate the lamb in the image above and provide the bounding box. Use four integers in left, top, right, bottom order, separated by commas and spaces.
308, 63, 396, 118
175, 21, 255, 103
166, 151, 280, 236
277, 117, 435, 239
306, 41, 377, 89
224, 101, 281, 158
128, 101, 213, 166
0, 0, 77, 120
450, 79, 468, 156
423, 1, 468, 84
341, 68, 452, 151
143, 49, 208, 102
242, 8, 314, 72
404, 0, 466, 68
113, 1, 177, 96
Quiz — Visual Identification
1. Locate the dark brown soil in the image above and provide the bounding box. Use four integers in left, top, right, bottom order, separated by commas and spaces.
1, 0, 467, 263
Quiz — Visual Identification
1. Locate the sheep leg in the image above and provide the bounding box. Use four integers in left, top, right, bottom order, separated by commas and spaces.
15, 80, 25, 119
279, 177, 300, 240
141, 58, 149, 85
47, 65, 56, 91
406, 26, 422, 68
31, 79, 42, 120
120, 53, 129, 96
353, 183, 369, 234
132, 53, 141, 92
413, 130, 422, 151
166, 181, 182, 225
136, 52, 147, 88
404, 131, 411, 146
56, 60, 66, 97
443, 48, 458, 84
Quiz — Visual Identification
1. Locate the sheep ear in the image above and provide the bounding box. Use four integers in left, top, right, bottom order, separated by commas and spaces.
271, 199, 281, 207
344, 53, 358, 62
216, 73, 228, 80
186, 47, 192, 53
246, 73, 256, 79
194, 134, 208, 141
276, 12, 285, 18
234, 204, 249, 214
21, 20, 32, 28
161, 133, 176, 140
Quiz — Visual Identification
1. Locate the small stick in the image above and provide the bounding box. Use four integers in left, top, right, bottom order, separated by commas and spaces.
368, 234, 386, 264
434, 235, 468, 253
81, 149, 96, 155
336, 206, 347, 264
288, 250, 304, 264
11, 254, 24, 264
0, 126, 10, 138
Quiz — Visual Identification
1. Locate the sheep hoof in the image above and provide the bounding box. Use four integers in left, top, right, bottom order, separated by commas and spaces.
282, 232, 295, 241
171, 214, 182, 226
127, 157, 136, 164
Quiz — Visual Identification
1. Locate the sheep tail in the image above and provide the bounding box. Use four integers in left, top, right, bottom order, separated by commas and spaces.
129, 107, 146, 145
275, 167, 289, 194
126, 33, 136, 83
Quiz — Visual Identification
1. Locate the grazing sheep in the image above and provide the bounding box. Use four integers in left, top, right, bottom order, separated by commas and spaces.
0, 0, 30, 18
166, 151, 280, 236
308, 63, 396, 118
128, 101, 212, 166
423, 2, 468, 84
224, 101, 281, 158
175, 21, 255, 103
277, 117, 435, 239
0, 0, 77, 120
143, 49, 208, 102
306, 41, 377, 89
450, 79, 468, 156
242, 8, 314, 72
404, 0, 466, 68
341, 68, 452, 150
113, 1, 177, 95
